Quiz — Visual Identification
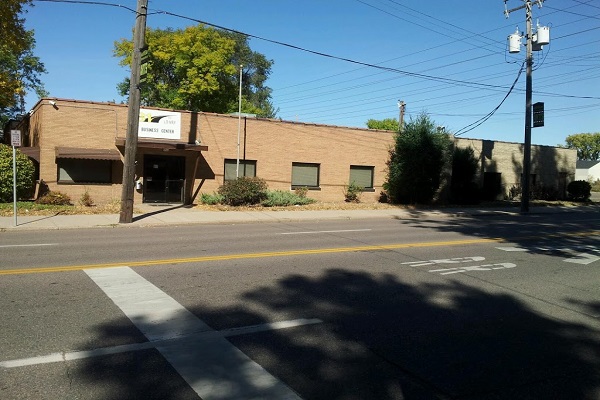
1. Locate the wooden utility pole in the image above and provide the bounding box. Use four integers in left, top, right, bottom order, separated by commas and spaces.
521, 1, 533, 213
119, 0, 148, 223
505, 0, 542, 213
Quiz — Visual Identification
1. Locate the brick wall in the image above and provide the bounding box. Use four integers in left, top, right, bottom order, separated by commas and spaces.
195, 114, 394, 202
25, 98, 575, 205
34, 100, 127, 204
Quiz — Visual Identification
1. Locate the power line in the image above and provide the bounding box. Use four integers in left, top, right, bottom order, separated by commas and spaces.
31, 0, 600, 130
454, 62, 525, 136
34, 0, 137, 13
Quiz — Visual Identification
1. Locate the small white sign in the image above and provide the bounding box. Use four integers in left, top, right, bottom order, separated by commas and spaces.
11, 130, 21, 147
138, 109, 181, 140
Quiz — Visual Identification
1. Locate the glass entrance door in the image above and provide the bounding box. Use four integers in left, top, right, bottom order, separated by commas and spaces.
143, 155, 185, 203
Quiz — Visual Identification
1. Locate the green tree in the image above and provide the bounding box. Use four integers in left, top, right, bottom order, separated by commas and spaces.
114, 25, 277, 118
366, 118, 399, 132
0, 0, 47, 125
0, 144, 35, 202
564, 132, 600, 161
384, 113, 453, 204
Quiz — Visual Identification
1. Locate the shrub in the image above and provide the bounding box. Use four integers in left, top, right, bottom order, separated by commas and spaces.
344, 181, 363, 203
508, 183, 561, 201
0, 144, 36, 202
378, 191, 389, 203
450, 146, 480, 205
218, 177, 268, 206
200, 192, 224, 205
508, 184, 520, 200
530, 184, 559, 201
262, 190, 316, 207
590, 179, 600, 192
294, 186, 309, 198
385, 113, 453, 204
567, 180, 591, 201
79, 191, 95, 207
35, 191, 72, 205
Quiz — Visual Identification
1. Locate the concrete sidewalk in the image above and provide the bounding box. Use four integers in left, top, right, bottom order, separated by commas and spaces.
2, 203, 598, 231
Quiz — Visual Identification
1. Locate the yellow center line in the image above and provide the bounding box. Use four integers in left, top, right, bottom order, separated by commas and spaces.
2, 229, 597, 276
1, 237, 502, 276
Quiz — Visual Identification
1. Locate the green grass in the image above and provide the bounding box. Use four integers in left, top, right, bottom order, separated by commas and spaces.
0, 201, 74, 216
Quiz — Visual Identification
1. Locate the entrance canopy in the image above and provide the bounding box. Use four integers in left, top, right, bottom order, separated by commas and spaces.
114, 138, 208, 152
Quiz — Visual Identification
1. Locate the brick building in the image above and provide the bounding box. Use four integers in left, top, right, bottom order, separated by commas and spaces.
3, 98, 576, 205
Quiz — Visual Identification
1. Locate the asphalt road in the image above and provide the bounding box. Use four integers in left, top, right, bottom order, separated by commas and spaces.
1, 212, 599, 399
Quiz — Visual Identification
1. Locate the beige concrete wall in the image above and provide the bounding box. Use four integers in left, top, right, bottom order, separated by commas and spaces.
455, 137, 576, 199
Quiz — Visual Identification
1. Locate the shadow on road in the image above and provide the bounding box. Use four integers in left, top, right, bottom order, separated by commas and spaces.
76, 267, 600, 399
393, 210, 600, 262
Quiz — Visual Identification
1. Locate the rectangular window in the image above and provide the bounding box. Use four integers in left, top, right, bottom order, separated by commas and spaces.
58, 159, 112, 184
349, 165, 374, 190
224, 159, 256, 181
292, 162, 320, 188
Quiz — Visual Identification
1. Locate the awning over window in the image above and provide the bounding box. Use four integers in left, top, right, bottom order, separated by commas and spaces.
55, 147, 122, 161
17, 147, 40, 163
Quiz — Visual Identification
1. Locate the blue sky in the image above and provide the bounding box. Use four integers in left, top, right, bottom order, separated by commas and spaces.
23, 0, 600, 147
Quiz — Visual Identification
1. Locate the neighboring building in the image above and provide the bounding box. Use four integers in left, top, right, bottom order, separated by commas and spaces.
3, 98, 577, 205
575, 160, 600, 182
455, 138, 576, 200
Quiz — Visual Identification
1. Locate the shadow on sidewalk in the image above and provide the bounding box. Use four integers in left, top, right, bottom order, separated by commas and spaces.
132, 204, 188, 222
14, 211, 65, 227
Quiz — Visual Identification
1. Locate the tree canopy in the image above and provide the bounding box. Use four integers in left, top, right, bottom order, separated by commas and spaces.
366, 118, 399, 132
384, 113, 453, 204
114, 25, 277, 118
564, 132, 600, 161
0, 0, 47, 126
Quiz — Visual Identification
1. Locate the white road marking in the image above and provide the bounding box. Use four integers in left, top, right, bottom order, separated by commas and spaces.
495, 246, 527, 252
85, 267, 302, 400
280, 229, 372, 235
0, 243, 58, 248
401, 256, 485, 267
0, 318, 322, 369
563, 252, 600, 265
497, 245, 599, 265
429, 263, 516, 275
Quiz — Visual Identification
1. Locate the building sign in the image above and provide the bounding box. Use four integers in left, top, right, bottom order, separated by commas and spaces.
138, 108, 181, 140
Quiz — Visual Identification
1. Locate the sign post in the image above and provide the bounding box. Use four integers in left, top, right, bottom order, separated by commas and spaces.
11, 130, 21, 226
